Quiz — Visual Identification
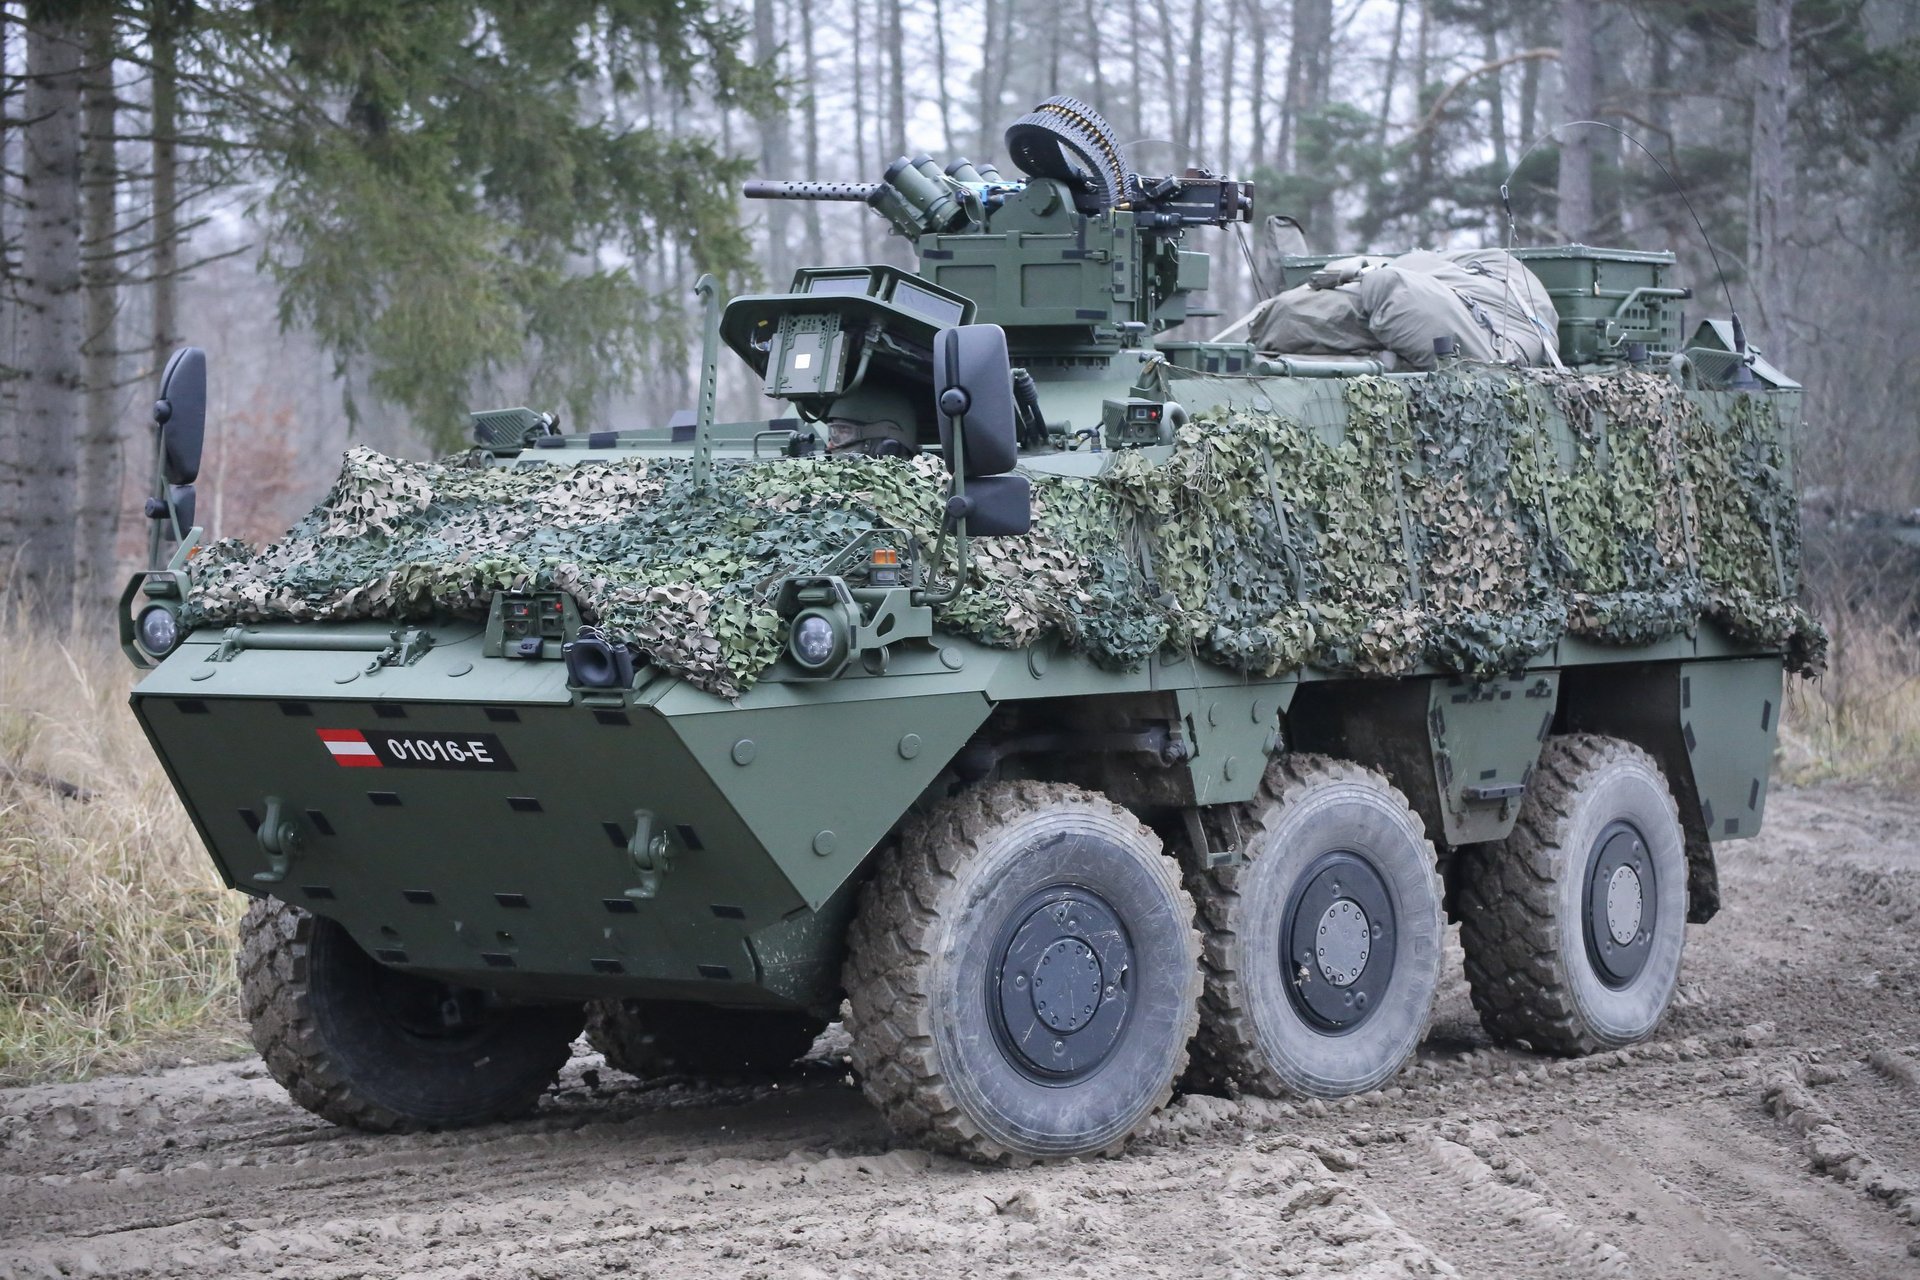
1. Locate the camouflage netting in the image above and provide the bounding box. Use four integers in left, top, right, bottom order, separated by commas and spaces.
186, 367, 1825, 698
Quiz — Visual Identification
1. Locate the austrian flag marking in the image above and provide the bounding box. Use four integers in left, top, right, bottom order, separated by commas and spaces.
316, 728, 517, 772
318, 728, 382, 767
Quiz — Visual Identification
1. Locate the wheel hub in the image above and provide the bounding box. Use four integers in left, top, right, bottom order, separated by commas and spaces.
992, 888, 1134, 1081
1584, 821, 1656, 988
1032, 937, 1104, 1032
1283, 851, 1397, 1032
1315, 899, 1372, 987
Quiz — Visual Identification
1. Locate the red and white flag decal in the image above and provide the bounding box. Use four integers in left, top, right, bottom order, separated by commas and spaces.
317, 728, 383, 768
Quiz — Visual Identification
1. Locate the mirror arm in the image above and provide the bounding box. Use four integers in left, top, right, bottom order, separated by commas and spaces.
144, 431, 167, 570
916, 423, 971, 606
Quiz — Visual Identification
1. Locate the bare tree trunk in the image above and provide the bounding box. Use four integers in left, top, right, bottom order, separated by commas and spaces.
852, 0, 873, 259
885, 0, 906, 159
1483, 23, 1507, 177
752, 0, 792, 286
1645, 28, 1688, 261
1, 0, 15, 446
1217, 3, 1236, 172
79, 5, 122, 608
151, 0, 179, 375
932, 0, 955, 154
1128, 0, 1145, 146
1518, 13, 1541, 145
1412, 0, 1432, 241
800, 0, 823, 260
1083, 0, 1105, 121
978, 0, 1000, 158
1046, 0, 1062, 93
1556, 0, 1595, 240
1246, 0, 1269, 172
1378, 0, 1406, 144
12, 12, 87, 612
1290, 0, 1333, 235
1181, 0, 1206, 160
1277, 7, 1299, 168
1157, 0, 1180, 148
1748, 0, 1793, 359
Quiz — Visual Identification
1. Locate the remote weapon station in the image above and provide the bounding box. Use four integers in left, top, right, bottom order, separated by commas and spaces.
124, 99, 1813, 1161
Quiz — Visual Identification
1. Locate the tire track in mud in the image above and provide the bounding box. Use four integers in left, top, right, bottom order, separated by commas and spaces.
1763, 1048, 1920, 1231
1357, 1128, 1632, 1279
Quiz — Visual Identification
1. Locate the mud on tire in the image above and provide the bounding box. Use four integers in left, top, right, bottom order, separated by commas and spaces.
585, 1000, 826, 1078
842, 781, 1201, 1163
239, 897, 584, 1132
1188, 755, 1445, 1098
1457, 735, 1688, 1056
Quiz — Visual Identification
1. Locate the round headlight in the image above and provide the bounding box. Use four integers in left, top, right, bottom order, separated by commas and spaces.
137, 603, 181, 657
790, 611, 842, 670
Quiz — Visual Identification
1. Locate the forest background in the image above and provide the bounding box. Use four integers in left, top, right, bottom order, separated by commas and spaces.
4, 0, 1918, 594
1, 0, 1917, 1082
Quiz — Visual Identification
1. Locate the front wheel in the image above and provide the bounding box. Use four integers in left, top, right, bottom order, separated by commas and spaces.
1457, 735, 1688, 1055
239, 898, 583, 1131
843, 782, 1201, 1163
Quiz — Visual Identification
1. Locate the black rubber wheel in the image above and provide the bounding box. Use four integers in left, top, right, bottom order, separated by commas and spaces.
585, 1000, 826, 1077
842, 781, 1201, 1163
1457, 735, 1688, 1055
1189, 756, 1445, 1098
239, 897, 583, 1131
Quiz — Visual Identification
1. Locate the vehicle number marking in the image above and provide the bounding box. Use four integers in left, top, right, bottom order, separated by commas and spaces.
317, 728, 517, 772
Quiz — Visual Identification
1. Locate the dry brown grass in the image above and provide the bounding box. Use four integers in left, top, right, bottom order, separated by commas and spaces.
0, 611, 246, 1085
1780, 603, 1920, 784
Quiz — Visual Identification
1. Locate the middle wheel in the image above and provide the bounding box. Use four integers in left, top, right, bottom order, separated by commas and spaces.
1190, 755, 1445, 1098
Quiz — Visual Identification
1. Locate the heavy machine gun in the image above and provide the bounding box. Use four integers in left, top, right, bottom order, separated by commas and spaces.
741, 96, 1252, 359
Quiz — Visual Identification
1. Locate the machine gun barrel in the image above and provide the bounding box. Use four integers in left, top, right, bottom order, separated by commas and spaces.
743, 180, 884, 203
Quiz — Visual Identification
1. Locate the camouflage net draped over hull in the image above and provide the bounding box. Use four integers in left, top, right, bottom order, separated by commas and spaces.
187, 368, 1824, 698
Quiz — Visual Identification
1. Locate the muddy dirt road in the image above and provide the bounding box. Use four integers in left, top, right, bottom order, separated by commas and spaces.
3, 781, 1917, 1279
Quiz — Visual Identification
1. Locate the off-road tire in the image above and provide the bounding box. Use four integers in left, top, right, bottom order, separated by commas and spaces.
1457, 735, 1688, 1056
842, 781, 1201, 1163
585, 1000, 826, 1078
239, 897, 583, 1131
1189, 756, 1445, 1098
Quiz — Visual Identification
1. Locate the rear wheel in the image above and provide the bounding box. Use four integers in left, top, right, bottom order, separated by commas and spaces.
1189, 756, 1445, 1098
843, 781, 1201, 1163
239, 897, 583, 1131
1457, 735, 1688, 1055
586, 1000, 826, 1078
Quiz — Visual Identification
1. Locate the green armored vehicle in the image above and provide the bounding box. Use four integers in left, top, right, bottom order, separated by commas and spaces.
123, 99, 1819, 1161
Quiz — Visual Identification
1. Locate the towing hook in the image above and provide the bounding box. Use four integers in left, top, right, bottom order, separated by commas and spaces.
624, 809, 673, 900
254, 796, 303, 884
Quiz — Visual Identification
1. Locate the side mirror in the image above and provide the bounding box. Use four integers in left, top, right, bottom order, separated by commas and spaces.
154, 347, 207, 485
952, 474, 1031, 536
934, 325, 1019, 478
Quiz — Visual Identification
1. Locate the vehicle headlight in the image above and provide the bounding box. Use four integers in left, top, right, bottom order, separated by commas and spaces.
136, 603, 182, 657
789, 610, 845, 671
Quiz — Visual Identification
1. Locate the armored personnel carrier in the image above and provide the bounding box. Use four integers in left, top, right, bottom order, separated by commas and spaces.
122, 99, 1819, 1162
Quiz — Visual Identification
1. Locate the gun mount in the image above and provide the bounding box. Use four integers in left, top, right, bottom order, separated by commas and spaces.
743, 96, 1252, 361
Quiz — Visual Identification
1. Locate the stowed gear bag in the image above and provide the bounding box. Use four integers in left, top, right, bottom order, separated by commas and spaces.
1250, 249, 1563, 370
186, 367, 1824, 699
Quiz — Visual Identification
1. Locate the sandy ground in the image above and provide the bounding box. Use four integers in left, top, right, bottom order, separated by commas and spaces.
2, 781, 1917, 1279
